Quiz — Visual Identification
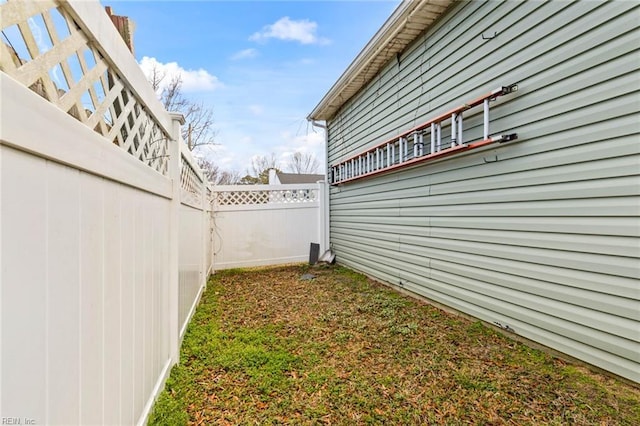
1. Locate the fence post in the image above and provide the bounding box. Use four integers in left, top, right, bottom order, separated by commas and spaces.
168, 112, 185, 366
201, 179, 208, 287
210, 189, 217, 273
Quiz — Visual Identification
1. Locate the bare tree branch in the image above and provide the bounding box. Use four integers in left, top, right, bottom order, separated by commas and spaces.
197, 158, 242, 185
239, 154, 281, 184
145, 65, 217, 151
148, 66, 166, 93
184, 101, 217, 150
249, 153, 279, 177
287, 152, 320, 174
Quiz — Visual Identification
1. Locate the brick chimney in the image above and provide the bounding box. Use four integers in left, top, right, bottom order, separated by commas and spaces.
105, 6, 135, 54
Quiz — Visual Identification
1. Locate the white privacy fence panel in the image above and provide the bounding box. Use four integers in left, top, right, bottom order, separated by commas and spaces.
0, 1, 212, 425
1, 147, 173, 425
179, 205, 207, 334
0, 79, 175, 426
211, 184, 328, 270
178, 142, 211, 337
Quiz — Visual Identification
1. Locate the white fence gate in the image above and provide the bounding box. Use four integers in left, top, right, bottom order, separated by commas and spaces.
211, 183, 329, 270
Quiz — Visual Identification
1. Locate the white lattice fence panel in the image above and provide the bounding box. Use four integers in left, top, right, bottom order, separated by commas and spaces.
0, 0, 170, 175
270, 188, 318, 203
213, 188, 319, 206
180, 154, 203, 206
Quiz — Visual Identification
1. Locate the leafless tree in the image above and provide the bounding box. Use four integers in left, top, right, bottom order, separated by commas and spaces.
197, 158, 242, 185
287, 152, 320, 174
218, 169, 243, 185
240, 154, 281, 184
147, 66, 217, 151
249, 153, 279, 177
146, 65, 166, 100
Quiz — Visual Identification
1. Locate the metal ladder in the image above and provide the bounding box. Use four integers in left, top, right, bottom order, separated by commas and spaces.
330, 84, 519, 185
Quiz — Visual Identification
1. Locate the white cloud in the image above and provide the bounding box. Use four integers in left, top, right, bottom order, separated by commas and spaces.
275, 129, 326, 173
28, 17, 49, 54
248, 104, 264, 116
249, 17, 329, 45
231, 48, 258, 60
139, 56, 222, 94
200, 134, 255, 173
203, 144, 235, 170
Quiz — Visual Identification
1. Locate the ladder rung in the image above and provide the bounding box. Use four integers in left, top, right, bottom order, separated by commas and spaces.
330, 84, 518, 185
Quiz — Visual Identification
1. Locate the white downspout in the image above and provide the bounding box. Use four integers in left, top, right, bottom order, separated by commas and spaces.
310, 120, 330, 253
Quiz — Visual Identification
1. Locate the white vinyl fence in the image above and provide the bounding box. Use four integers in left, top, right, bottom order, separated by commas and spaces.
0, 1, 211, 425
177, 144, 212, 337
211, 183, 329, 270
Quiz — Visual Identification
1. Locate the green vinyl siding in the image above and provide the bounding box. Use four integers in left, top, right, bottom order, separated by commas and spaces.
326, 0, 640, 382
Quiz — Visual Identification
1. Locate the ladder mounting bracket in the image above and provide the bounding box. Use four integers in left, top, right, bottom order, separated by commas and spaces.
503, 84, 518, 94
499, 133, 518, 143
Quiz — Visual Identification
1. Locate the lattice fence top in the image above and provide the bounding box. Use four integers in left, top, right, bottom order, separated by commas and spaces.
0, 0, 170, 175
180, 154, 203, 206
213, 188, 319, 206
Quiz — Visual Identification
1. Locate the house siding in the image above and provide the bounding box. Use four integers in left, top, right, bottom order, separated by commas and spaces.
326, 0, 639, 382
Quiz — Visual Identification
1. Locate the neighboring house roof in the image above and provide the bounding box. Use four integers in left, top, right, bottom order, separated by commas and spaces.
276, 172, 325, 184
308, 0, 453, 122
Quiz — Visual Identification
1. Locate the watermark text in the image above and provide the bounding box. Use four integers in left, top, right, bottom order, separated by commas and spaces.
1, 418, 36, 425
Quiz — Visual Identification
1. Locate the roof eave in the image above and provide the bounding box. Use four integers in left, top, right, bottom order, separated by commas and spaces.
308, 0, 453, 122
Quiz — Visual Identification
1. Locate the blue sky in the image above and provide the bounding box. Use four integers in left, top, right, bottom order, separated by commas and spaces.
107, 0, 400, 176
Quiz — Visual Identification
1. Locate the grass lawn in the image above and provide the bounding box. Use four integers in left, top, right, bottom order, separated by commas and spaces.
149, 264, 640, 425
